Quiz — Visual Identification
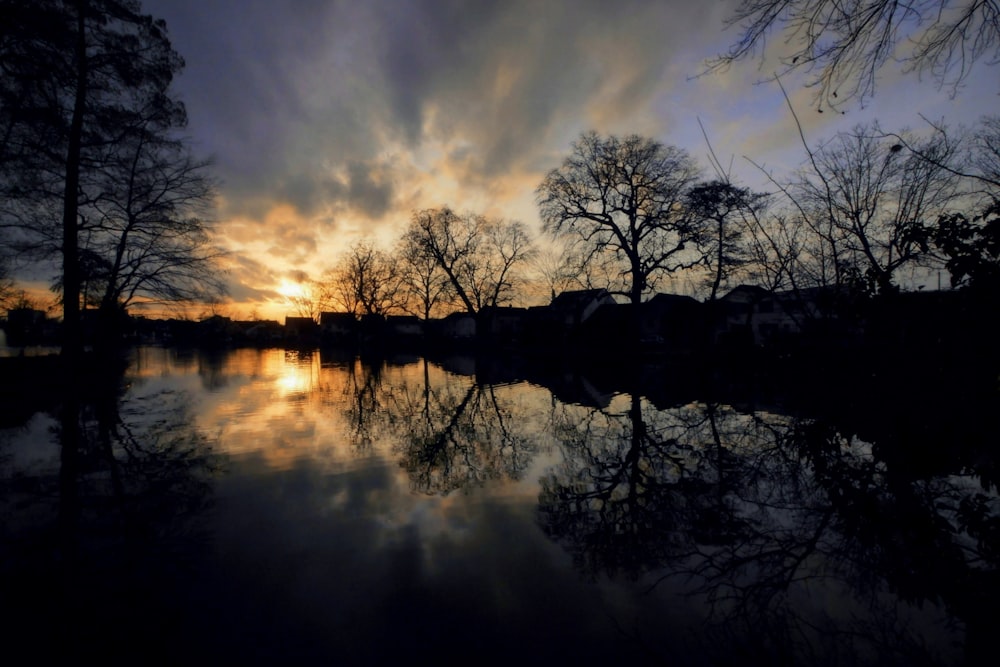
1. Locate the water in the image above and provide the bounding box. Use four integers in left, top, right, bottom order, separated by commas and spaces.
1, 346, 996, 665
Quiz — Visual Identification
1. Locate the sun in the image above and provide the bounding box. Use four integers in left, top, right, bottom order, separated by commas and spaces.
277, 280, 306, 299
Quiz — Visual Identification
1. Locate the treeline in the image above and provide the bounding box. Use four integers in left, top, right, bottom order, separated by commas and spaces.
296, 120, 999, 323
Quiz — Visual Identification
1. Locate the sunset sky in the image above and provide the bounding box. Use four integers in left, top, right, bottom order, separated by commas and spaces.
26, 0, 1000, 320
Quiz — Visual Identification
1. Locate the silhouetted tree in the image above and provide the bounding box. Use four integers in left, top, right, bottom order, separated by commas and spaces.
402, 207, 534, 314
971, 115, 1000, 192
789, 123, 961, 294
0, 254, 14, 308
539, 393, 997, 663
539, 395, 709, 579
393, 369, 539, 495
686, 180, 769, 301
0, 0, 204, 359
398, 238, 452, 319
537, 132, 702, 305
82, 123, 224, 339
708, 0, 1000, 108
327, 239, 406, 316
934, 199, 1000, 293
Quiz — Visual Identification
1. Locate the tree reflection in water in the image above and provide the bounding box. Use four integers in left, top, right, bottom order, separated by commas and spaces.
391, 358, 541, 495
1, 363, 222, 664
538, 393, 998, 665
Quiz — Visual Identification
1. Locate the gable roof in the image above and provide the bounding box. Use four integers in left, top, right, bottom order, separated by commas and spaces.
719, 285, 770, 302
550, 288, 613, 311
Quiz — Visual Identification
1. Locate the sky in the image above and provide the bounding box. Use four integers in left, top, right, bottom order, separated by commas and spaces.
18, 0, 1000, 320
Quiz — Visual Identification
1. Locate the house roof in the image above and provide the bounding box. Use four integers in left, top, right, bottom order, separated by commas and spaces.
719, 285, 770, 302
550, 288, 612, 311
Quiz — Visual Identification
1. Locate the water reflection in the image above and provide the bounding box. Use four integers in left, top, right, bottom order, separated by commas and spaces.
539, 396, 998, 664
1, 358, 222, 663
391, 359, 544, 495
1, 346, 996, 665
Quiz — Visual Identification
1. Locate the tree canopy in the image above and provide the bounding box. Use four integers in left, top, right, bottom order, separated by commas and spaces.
0, 0, 224, 351
401, 207, 534, 314
537, 132, 702, 305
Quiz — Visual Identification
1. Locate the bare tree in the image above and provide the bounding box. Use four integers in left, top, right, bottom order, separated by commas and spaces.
401, 207, 534, 314
283, 277, 327, 322
80, 121, 225, 328
790, 123, 963, 293
738, 210, 807, 292
326, 239, 407, 316
0, 252, 15, 309
529, 239, 585, 303
707, 0, 1000, 109
464, 216, 534, 310
685, 180, 770, 301
398, 239, 453, 319
971, 115, 1000, 193
537, 132, 702, 305
0, 0, 207, 358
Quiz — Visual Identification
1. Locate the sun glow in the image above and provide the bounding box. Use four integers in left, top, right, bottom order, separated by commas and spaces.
277, 280, 306, 299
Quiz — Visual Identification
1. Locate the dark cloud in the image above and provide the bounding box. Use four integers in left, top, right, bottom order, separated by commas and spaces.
287, 269, 310, 284
369, 0, 724, 178
265, 220, 319, 262
344, 160, 394, 219
220, 254, 282, 302
144, 0, 725, 223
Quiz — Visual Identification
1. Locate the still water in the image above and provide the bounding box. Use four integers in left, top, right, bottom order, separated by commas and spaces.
1, 346, 996, 665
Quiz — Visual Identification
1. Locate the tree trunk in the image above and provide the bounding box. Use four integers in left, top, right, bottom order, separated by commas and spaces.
710, 219, 724, 302
61, 0, 88, 367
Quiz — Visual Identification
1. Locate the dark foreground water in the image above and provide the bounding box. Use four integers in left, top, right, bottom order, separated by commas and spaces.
1, 347, 997, 665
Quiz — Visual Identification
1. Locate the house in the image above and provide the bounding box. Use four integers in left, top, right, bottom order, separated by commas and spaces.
284, 316, 319, 343
242, 319, 283, 344
715, 285, 834, 347
198, 315, 237, 344
715, 285, 788, 346
319, 311, 357, 344
639, 293, 704, 350
548, 289, 617, 328
478, 306, 529, 345
386, 315, 424, 339
436, 311, 476, 341
4, 307, 49, 345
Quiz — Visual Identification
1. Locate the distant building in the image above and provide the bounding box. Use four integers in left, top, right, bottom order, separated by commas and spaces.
242, 319, 283, 344
548, 289, 617, 328
386, 315, 423, 339
715, 285, 842, 347
4, 308, 49, 345
437, 312, 476, 340
478, 306, 529, 345
284, 316, 319, 343
319, 312, 357, 344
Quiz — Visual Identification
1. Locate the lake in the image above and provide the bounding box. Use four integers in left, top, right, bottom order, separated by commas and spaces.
1, 346, 996, 665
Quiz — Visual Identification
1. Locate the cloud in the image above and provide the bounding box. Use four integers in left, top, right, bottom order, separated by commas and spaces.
149, 0, 732, 225
343, 159, 395, 220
